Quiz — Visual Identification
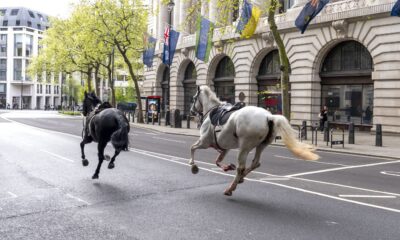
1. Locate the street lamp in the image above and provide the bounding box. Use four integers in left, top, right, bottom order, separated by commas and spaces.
165, 0, 174, 125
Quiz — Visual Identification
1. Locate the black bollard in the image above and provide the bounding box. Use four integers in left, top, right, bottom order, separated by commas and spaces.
187, 115, 190, 129
158, 113, 161, 125
348, 122, 355, 144
146, 112, 149, 124
376, 124, 382, 147
324, 121, 329, 142
302, 120, 307, 140
127, 112, 131, 122
165, 110, 170, 126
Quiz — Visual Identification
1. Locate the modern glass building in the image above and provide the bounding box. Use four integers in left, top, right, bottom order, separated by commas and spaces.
0, 7, 61, 109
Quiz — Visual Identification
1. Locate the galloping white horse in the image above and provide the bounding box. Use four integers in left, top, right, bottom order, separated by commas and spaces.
189, 86, 319, 196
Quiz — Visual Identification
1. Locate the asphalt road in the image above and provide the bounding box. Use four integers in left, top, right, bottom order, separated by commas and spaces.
1, 112, 400, 240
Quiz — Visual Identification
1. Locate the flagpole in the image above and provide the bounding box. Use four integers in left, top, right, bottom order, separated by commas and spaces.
166, 0, 175, 126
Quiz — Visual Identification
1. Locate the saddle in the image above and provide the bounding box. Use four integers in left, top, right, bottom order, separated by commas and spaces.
210, 102, 245, 127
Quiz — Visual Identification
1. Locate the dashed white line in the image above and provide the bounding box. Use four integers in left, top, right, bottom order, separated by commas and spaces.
285, 160, 400, 177
7, 191, 17, 198
152, 137, 186, 143
66, 193, 91, 205
381, 171, 400, 177
274, 155, 348, 166
339, 195, 396, 199
40, 149, 74, 163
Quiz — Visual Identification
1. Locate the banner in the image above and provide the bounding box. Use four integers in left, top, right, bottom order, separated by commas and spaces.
143, 35, 157, 68
195, 16, 214, 62
391, 0, 400, 16
162, 26, 180, 66
295, 0, 330, 34
236, 0, 261, 38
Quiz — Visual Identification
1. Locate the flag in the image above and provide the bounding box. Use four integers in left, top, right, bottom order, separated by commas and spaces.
391, 0, 400, 16
195, 16, 214, 62
295, 0, 330, 34
236, 0, 261, 38
162, 26, 180, 66
143, 35, 157, 68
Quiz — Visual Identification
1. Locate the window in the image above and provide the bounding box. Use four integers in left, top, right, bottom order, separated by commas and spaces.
0, 34, 6, 57
25, 60, 31, 81
14, 34, 23, 56
13, 59, 22, 80
37, 24, 41, 29
16, 20, 20, 26
25, 35, 33, 57
183, 62, 197, 116
10, 9, 19, 16
0, 9, 6, 16
0, 83, 5, 93
2, 21, 8, 27
27, 21, 32, 27
0, 59, 6, 80
37, 14, 44, 21
28, 11, 35, 18
214, 56, 235, 104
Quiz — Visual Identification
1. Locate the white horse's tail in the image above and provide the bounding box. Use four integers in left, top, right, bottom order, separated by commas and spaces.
272, 115, 319, 161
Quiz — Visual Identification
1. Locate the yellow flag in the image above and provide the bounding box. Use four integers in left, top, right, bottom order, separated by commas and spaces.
241, 5, 261, 38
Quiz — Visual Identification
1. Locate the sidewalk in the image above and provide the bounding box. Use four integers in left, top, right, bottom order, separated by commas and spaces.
131, 119, 400, 160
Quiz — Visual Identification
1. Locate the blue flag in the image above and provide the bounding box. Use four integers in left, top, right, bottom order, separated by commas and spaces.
295, 0, 330, 34
143, 35, 156, 68
195, 16, 214, 62
162, 27, 180, 66
391, 0, 400, 16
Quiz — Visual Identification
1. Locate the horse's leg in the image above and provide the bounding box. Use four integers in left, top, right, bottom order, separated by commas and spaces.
189, 139, 208, 174
108, 150, 121, 169
239, 143, 268, 184
92, 140, 107, 179
80, 136, 92, 166
215, 150, 236, 172
224, 149, 249, 196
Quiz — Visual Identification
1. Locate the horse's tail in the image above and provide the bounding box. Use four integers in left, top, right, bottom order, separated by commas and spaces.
111, 113, 129, 151
272, 115, 319, 161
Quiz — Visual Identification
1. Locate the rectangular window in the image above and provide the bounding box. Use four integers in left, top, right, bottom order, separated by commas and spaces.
14, 34, 23, 56
37, 14, 44, 21
37, 24, 41, 29
16, 20, 20, 26
25, 35, 33, 57
0, 34, 6, 57
14, 59, 22, 80
28, 11, 35, 18
11, 9, 19, 16
0, 59, 6, 80
25, 59, 31, 81
2, 21, 7, 27
27, 21, 32, 27
0, 83, 5, 93
0, 9, 6, 16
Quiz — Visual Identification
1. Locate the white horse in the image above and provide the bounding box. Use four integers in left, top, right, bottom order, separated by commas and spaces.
189, 86, 319, 196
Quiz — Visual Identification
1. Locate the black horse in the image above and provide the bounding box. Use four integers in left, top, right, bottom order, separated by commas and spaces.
81, 91, 130, 179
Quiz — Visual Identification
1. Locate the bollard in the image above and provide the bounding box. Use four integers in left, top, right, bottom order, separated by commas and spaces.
158, 113, 161, 125
324, 121, 329, 142
187, 115, 190, 129
348, 122, 355, 144
146, 112, 149, 124
132, 112, 135, 123
302, 120, 307, 140
376, 124, 382, 147
165, 110, 170, 126
127, 112, 131, 122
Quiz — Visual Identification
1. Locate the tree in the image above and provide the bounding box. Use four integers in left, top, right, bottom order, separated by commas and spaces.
91, 0, 148, 123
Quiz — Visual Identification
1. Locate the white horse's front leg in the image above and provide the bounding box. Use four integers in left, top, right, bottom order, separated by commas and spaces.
189, 139, 208, 174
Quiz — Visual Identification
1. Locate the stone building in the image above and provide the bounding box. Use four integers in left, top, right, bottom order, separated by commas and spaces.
143, 0, 400, 133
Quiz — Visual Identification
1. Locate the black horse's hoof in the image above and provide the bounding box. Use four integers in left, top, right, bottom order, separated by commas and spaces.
108, 162, 115, 169
92, 174, 99, 179
104, 155, 111, 161
191, 164, 199, 174
82, 159, 89, 167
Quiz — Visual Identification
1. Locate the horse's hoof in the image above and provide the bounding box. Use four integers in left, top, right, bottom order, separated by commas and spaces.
104, 155, 111, 161
223, 164, 236, 172
224, 190, 232, 196
92, 174, 99, 179
82, 159, 89, 167
191, 164, 199, 174
108, 162, 115, 169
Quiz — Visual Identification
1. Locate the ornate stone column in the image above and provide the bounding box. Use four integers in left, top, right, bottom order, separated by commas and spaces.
209, 0, 217, 23
157, 0, 168, 40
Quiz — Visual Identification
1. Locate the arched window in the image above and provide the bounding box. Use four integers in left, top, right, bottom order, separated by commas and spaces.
320, 41, 374, 125
257, 50, 282, 114
183, 62, 197, 116
161, 67, 169, 112
214, 56, 235, 104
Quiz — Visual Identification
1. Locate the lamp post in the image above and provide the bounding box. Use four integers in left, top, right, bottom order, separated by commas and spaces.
165, 0, 174, 125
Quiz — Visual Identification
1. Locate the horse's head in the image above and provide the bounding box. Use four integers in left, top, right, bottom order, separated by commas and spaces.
82, 91, 102, 116
190, 86, 203, 116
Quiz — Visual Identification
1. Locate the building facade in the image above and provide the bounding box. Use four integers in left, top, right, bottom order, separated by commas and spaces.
0, 7, 62, 110
144, 0, 400, 133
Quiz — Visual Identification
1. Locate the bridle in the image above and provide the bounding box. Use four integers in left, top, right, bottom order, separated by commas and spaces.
191, 87, 218, 125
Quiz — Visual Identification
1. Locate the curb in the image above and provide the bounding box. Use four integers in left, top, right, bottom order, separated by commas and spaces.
130, 123, 400, 160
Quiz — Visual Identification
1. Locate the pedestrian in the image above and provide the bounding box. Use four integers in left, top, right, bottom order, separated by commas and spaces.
319, 105, 328, 132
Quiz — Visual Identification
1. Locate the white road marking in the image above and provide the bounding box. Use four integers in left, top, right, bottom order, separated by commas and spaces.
152, 137, 186, 143
66, 193, 91, 205
274, 155, 348, 166
285, 160, 400, 177
339, 195, 396, 199
129, 148, 400, 214
259, 177, 290, 181
7, 191, 17, 198
381, 171, 400, 177
40, 149, 74, 163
